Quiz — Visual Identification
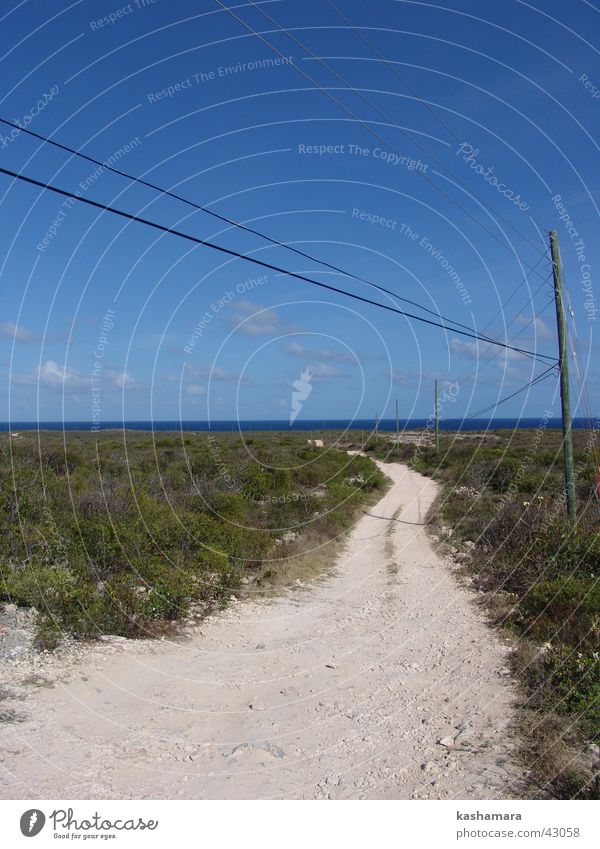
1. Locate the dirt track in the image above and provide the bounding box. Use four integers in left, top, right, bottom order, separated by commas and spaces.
0, 461, 526, 799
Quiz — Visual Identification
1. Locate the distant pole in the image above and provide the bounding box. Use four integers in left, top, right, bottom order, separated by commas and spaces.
550, 230, 576, 525
395, 399, 399, 443
434, 379, 440, 454
375, 412, 379, 438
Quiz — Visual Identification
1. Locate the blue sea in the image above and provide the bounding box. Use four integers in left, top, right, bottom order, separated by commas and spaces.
0, 418, 596, 432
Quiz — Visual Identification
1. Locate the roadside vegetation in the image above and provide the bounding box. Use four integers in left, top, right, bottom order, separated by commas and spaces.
2, 425, 597, 798
0, 430, 385, 649
362, 426, 599, 800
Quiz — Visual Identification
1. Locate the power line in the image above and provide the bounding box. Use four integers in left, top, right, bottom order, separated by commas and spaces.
0, 114, 508, 342
0, 164, 557, 364
217, 0, 547, 260
466, 363, 557, 419
1, 117, 371, 278
464, 274, 553, 374
483, 250, 552, 336
323, 0, 550, 236
449, 253, 552, 377
449, 272, 557, 423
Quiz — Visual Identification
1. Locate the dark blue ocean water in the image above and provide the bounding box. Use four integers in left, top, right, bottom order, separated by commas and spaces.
1, 418, 596, 432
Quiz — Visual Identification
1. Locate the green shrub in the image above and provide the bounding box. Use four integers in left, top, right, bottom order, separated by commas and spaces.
1, 430, 385, 644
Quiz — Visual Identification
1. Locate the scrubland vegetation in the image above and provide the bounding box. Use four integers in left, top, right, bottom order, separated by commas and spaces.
0, 430, 385, 648
363, 427, 599, 799
2, 424, 598, 798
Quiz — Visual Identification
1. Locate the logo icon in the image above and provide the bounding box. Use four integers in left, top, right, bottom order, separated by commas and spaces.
20, 809, 45, 837
290, 367, 313, 425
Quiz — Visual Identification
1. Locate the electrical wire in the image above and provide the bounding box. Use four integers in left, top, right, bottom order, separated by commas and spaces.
442, 251, 552, 387
451, 269, 554, 382
323, 3, 576, 425
0, 163, 557, 364
323, 0, 550, 236
448, 274, 557, 426
465, 362, 558, 419
0, 115, 513, 343
217, 0, 548, 261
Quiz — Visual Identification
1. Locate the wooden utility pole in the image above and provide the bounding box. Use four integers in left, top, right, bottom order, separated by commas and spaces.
434, 379, 440, 454
549, 230, 576, 524
375, 413, 379, 438
395, 399, 399, 443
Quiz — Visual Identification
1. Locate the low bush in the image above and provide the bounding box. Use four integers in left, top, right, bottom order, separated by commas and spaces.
0, 431, 385, 647
365, 426, 599, 797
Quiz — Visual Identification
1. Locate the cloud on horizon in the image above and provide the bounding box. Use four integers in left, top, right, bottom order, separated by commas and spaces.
12, 360, 141, 393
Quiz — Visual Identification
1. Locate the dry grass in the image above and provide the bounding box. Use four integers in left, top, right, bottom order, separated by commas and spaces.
252, 479, 392, 595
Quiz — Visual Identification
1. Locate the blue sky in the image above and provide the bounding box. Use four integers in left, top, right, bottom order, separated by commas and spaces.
1, 0, 598, 424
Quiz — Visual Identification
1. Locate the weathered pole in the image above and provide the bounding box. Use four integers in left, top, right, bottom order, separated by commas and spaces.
395, 399, 399, 442
549, 230, 576, 524
434, 379, 440, 454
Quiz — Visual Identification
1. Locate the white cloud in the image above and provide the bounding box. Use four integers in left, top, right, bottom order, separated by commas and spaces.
227, 300, 281, 337
285, 341, 354, 363
38, 360, 88, 390
106, 369, 142, 390
311, 363, 341, 378
516, 315, 554, 341
12, 360, 140, 393
186, 384, 205, 396
186, 363, 241, 382
12, 360, 88, 392
1, 322, 36, 343
451, 337, 527, 361
389, 369, 438, 385
284, 362, 342, 384
450, 338, 482, 359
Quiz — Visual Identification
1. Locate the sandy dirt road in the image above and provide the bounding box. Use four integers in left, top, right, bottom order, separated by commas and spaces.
0, 461, 526, 799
